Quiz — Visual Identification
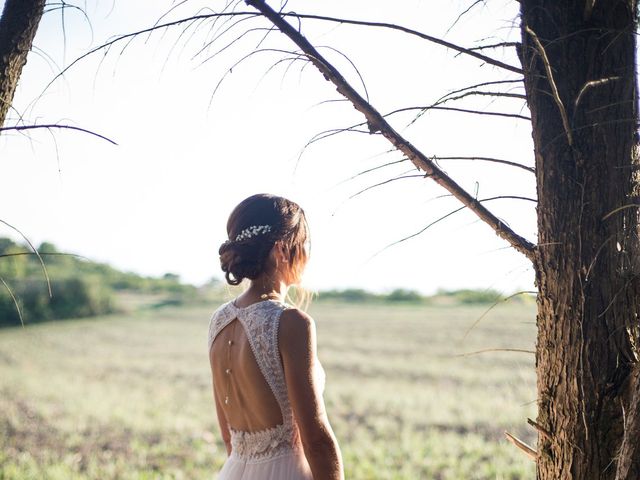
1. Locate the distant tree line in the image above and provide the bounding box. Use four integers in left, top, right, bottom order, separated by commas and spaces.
316, 287, 534, 305
0, 238, 196, 327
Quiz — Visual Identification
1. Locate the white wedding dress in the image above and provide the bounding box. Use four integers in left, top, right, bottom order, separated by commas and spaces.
207, 300, 326, 480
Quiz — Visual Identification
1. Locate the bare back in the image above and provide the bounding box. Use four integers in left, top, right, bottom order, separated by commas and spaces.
210, 316, 283, 431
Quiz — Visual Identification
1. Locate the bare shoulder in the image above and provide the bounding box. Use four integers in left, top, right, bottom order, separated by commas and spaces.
279, 308, 316, 349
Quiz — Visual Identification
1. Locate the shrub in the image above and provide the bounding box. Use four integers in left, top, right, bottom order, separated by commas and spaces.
386, 288, 423, 302
0, 277, 115, 327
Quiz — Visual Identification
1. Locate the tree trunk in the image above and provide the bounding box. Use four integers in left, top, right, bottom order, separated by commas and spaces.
519, 1, 640, 478
0, 0, 46, 128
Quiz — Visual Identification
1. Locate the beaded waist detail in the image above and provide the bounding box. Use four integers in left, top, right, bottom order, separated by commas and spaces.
230, 423, 295, 460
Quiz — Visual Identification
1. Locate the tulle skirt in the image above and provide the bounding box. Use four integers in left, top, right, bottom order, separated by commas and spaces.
217, 449, 313, 480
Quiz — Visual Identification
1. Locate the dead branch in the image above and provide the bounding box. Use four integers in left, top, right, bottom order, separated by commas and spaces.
525, 25, 573, 146
436, 156, 534, 174
406, 91, 528, 126
438, 79, 524, 102
463, 290, 537, 340
339, 157, 408, 184
391, 105, 531, 122
43, 5, 524, 99
0, 123, 117, 144
244, 0, 535, 260
0, 219, 50, 297
574, 76, 622, 110
468, 41, 519, 52
504, 431, 537, 460
0, 252, 91, 261
283, 12, 523, 74
432, 90, 527, 105
446, 0, 486, 34
349, 173, 426, 200
457, 348, 535, 356
372, 195, 535, 259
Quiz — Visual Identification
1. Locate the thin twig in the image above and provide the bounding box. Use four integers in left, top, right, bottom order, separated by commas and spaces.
372, 195, 536, 259
446, 0, 485, 34
338, 157, 408, 184
393, 105, 531, 122
436, 156, 534, 174
457, 348, 535, 356
284, 12, 523, 74
0, 123, 117, 144
436, 80, 523, 105
0, 252, 91, 261
525, 25, 573, 146
602, 204, 640, 221
468, 41, 519, 52
0, 219, 51, 297
349, 173, 425, 200
463, 290, 536, 340
574, 77, 621, 110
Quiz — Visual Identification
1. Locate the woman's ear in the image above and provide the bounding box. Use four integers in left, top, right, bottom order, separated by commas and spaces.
269, 241, 288, 266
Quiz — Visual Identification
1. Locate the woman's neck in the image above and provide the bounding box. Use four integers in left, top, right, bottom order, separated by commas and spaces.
246, 277, 288, 302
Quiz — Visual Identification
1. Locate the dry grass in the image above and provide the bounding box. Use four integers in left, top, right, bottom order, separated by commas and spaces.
0, 300, 536, 479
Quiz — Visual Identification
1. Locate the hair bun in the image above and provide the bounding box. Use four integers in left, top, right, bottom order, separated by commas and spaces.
218, 238, 272, 286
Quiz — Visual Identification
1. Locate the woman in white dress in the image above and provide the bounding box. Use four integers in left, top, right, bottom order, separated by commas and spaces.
208, 194, 344, 480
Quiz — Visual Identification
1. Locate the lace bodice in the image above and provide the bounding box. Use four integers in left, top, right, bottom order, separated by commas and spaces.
208, 299, 325, 460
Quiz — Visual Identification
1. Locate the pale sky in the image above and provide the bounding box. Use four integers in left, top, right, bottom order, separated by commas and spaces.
0, 0, 537, 295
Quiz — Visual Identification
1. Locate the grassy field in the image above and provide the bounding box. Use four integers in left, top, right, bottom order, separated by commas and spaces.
0, 299, 537, 479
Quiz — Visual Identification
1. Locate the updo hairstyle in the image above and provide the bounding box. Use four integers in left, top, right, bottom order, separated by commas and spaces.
219, 194, 309, 286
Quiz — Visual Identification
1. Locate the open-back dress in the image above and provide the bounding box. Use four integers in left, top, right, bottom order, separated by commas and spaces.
207, 299, 326, 479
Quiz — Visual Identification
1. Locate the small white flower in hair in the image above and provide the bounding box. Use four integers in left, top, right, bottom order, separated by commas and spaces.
234, 225, 272, 242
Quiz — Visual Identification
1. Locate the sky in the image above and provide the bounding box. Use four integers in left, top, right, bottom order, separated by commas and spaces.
0, 0, 537, 295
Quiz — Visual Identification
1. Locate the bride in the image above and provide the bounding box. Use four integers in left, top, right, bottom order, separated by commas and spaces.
207, 193, 344, 480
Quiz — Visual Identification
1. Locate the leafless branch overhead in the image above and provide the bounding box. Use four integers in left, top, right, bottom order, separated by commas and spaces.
242, 0, 535, 260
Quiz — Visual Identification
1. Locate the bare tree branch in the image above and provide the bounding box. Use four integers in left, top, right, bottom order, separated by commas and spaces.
372, 195, 535, 260
0, 219, 51, 297
439, 79, 524, 100
457, 348, 536, 356
394, 105, 531, 122
468, 41, 519, 52
436, 156, 534, 174
432, 90, 527, 104
463, 290, 537, 340
244, 0, 535, 261
446, 0, 486, 34
283, 12, 523, 74
339, 157, 408, 184
349, 173, 425, 200
524, 25, 573, 146
504, 431, 537, 461
0, 123, 117, 144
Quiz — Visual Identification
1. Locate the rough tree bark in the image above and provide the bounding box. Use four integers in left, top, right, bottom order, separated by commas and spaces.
519, 1, 640, 478
0, 0, 46, 128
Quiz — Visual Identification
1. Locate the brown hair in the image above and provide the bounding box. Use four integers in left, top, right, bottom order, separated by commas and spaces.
219, 194, 309, 286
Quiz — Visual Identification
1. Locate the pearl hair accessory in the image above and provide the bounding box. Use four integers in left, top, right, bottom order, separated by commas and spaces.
234, 225, 272, 242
